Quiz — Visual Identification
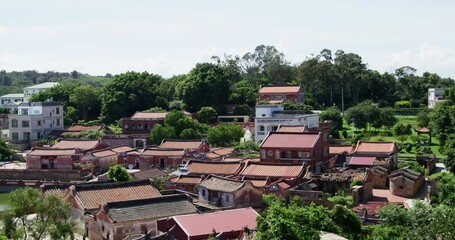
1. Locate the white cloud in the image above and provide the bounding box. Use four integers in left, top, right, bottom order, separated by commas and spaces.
0, 26, 7, 36
378, 44, 455, 77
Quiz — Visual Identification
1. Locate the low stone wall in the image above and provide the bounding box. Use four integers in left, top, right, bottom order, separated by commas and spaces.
0, 169, 90, 182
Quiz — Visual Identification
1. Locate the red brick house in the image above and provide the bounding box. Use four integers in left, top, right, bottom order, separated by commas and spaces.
260, 131, 328, 172
80, 149, 118, 171
159, 139, 210, 155
352, 141, 399, 167
27, 148, 80, 169
166, 175, 203, 193
258, 85, 304, 103
121, 112, 168, 134
388, 167, 424, 198
157, 208, 259, 240
112, 145, 141, 168
198, 175, 263, 209
140, 148, 185, 169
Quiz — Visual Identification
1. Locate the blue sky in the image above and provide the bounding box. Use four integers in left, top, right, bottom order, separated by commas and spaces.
1, 1, 454, 78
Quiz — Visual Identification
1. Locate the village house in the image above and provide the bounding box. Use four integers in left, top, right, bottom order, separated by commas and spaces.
369, 165, 389, 189
131, 167, 167, 181
48, 123, 105, 139
102, 134, 137, 148
166, 175, 203, 193
238, 161, 306, 184
198, 175, 263, 208
157, 207, 259, 240
260, 131, 328, 172
351, 141, 399, 168
80, 148, 118, 172
185, 160, 244, 177
388, 167, 424, 198
27, 148, 80, 169
89, 194, 198, 240
110, 145, 141, 169
159, 139, 210, 156
51, 138, 109, 153
51, 180, 162, 221
140, 148, 185, 170
258, 85, 304, 103
204, 147, 237, 161
121, 111, 168, 135
328, 145, 355, 168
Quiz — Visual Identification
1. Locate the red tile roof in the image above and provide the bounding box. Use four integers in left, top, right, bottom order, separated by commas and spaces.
239, 162, 306, 179
51, 139, 101, 151
185, 160, 243, 176
132, 168, 167, 180
67, 124, 104, 132
260, 132, 320, 149
277, 125, 306, 133
199, 175, 248, 192
171, 208, 258, 237
159, 139, 203, 149
170, 175, 203, 185
141, 148, 184, 157
110, 145, 135, 153
68, 180, 162, 211
210, 147, 235, 156
130, 111, 167, 119
29, 148, 77, 156
353, 141, 397, 155
349, 156, 376, 166
259, 85, 301, 94
329, 145, 355, 155
91, 149, 117, 158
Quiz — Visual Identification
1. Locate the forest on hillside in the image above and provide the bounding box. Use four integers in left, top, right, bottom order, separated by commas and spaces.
2, 45, 454, 124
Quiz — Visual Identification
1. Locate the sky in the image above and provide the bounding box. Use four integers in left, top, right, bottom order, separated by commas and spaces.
1, 1, 455, 78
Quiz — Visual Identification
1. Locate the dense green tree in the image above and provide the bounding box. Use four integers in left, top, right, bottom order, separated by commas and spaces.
179, 128, 200, 139
3, 188, 75, 240
344, 101, 380, 129
197, 106, 217, 124
149, 124, 177, 145
373, 108, 398, 129
69, 85, 100, 121
229, 80, 257, 106
0, 139, 13, 161
440, 135, 455, 173
431, 172, 455, 206
144, 107, 166, 113
234, 140, 259, 154
101, 71, 163, 123
320, 106, 343, 131
393, 123, 412, 137
207, 124, 244, 147
177, 63, 232, 112
107, 165, 132, 182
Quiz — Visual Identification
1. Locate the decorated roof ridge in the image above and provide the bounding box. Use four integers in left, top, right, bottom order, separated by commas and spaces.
244, 161, 306, 167
203, 174, 248, 183
71, 179, 154, 191
388, 166, 422, 178
199, 175, 259, 193
103, 193, 190, 209
88, 148, 117, 154
41, 180, 115, 192
143, 147, 185, 151
110, 145, 136, 151
161, 139, 204, 143
31, 147, 80, 151
55, 138, 102, 142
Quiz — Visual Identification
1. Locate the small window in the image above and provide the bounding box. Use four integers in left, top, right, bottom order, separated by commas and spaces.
12, 133, 18, 141
22, 121, 29, 128
56, 119, 60, 126
259, 126, 265, 131
202, 189, 206, 196
285, 151, 292, 158
56, 107, 60, 114
11, 119, 18, 128
37, 120, 41, 126
225, 194, 230, 202
261, 150, 266, 159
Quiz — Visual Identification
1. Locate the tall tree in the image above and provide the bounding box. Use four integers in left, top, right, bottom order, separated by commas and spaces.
69, 85, 99, 121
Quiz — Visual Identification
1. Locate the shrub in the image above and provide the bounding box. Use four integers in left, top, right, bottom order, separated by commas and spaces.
342, 129, 348, 139
394, 100, 411, 108
350, 179, 364, 188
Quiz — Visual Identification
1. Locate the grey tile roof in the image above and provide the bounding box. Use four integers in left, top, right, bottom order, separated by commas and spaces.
105, 194, 198, 222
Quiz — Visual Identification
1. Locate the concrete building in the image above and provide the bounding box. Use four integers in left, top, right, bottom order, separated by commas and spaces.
9, 101, 64, 142
428, 88, 445, 108
23, 82, 59, 102
0, 93, 24, 108
254, 104, 320, 144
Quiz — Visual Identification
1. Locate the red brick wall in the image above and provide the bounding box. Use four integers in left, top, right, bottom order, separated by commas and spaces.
140, 156, 183, 170
27, 156, 73, 169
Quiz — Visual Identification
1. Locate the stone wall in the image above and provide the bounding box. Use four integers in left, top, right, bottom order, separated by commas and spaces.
0, 169, 89, 182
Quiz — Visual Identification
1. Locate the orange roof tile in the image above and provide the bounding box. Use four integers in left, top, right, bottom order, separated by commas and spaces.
239, 162, 305, 179
277, 125, 306, 133
69, 180, 162, 210
29, 148, 77, 156
131, 112, 168, 119
211, 147, 235, 156
170, 176, 203, 185
110, 145, 135, 153
260, 132, 320, 149
92, 149, 117, 158
354, 141, 397, 155
51, 139, 101, 151
159, 139, 203, 149
186, 160, 243, 176
259, 86, 301, 94
68, 124, 104, 132
141, 148, 184, 157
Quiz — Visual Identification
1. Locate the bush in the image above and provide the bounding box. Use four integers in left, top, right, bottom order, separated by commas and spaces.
331, 130, 340, 139
341, 129, 348, 139
395, 100, 411, 108
350, 179, 364, 188
393, 123, 412, 136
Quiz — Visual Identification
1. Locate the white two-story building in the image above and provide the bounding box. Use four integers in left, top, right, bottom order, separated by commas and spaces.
254, 104, 320, 144
9, 101, 64, 142
23, 82, 59, 102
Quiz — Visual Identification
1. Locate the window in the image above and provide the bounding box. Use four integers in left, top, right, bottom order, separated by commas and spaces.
11, 133, 18, 141
21, 109, 29, 115
259, 126, 265, 131
37, 120, 41, 126
11, 119, 18, 128
56, 107, 60, 114
261, 150, 266, 159
225, 194, 230, 202
298, 152, 310, 159
22, 121, 29, 127
202, 189, 206, 196
275, 150, 280, 158
285, 151, 292, 158
37, 132, 41, 139
56, 119, 60, 126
